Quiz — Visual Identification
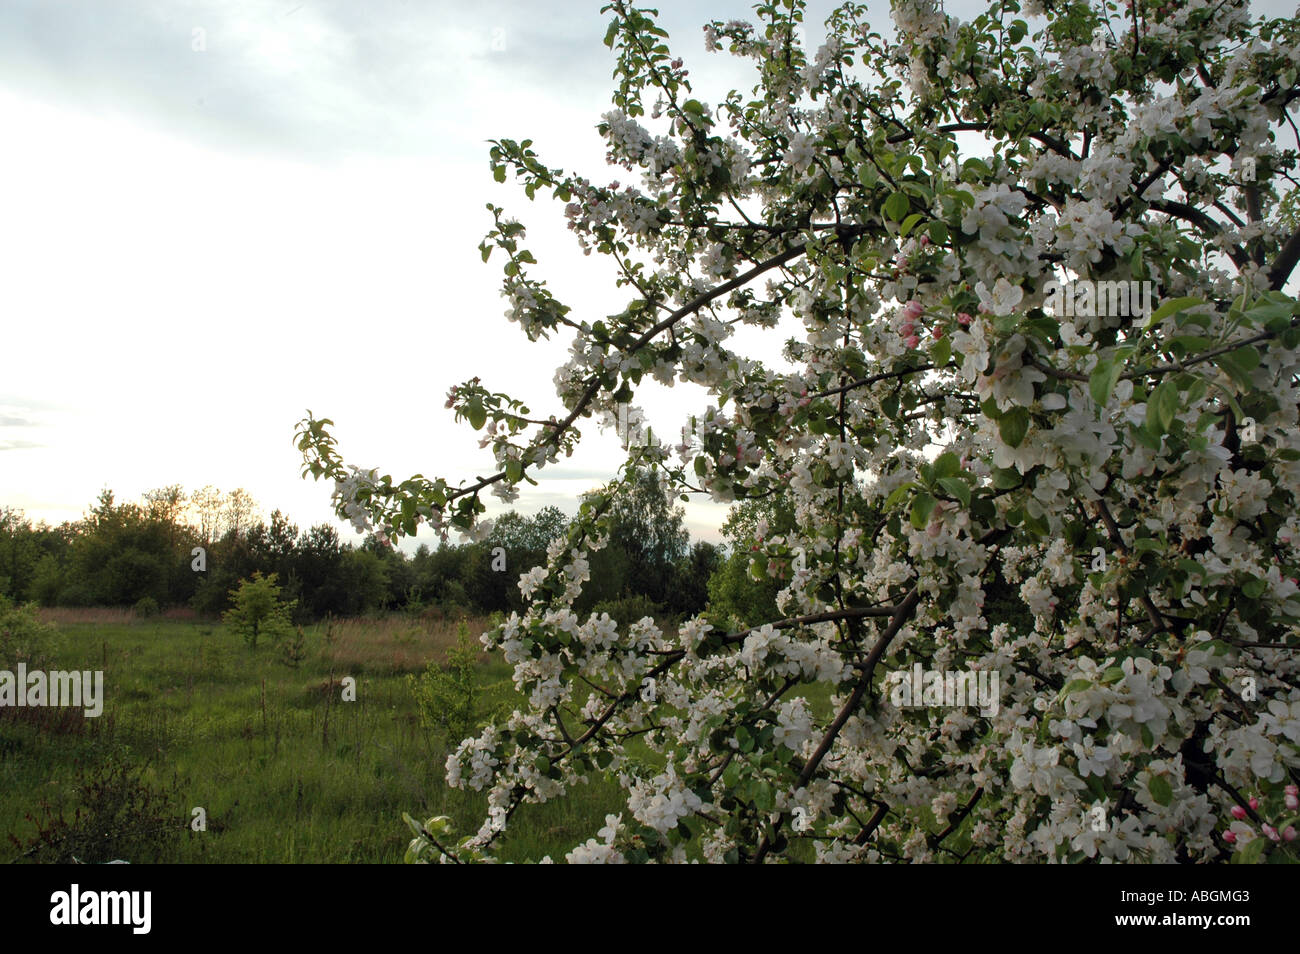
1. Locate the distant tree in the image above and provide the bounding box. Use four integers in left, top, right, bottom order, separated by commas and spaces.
491, 506, 569, 553
143, 485, 187, 529
482, 507, 571, 613
247, 510, 302, 597
669, 540, 722, 617
0, 507, 41, 601
63, 489, 183, 606
223, 488, 259, 540
707, 492, 796, 626
583, 468, 688, 610
291, 523, 348, 618
339, 547, 390, 615
188, 485, 225, 545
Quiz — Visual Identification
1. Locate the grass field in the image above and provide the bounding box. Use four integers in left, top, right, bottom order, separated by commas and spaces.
0, 609, 627, 863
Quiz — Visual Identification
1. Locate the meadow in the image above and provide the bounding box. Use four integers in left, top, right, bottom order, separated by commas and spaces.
0, 609, 627, 863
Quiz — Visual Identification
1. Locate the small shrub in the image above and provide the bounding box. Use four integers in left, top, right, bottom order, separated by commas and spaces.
222, 572, 297, 649
0, 594, 60, 671
8, 755, 184, 864
133, 595, 160, 618
280, 625, 308, 668
408, 620, 479, 743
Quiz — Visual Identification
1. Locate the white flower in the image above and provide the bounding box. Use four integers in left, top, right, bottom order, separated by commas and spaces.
975, 278, 1024, 316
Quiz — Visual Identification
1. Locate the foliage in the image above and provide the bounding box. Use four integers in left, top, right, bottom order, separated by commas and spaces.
133, 595, 160, 618
8, 754, 184, 864
293, 0, 1300, 862
281, 625, 309, 669
408, 621, 483, 743
708, 494, 798, 625
223, 572, 297, 650
0, 594, 60, 671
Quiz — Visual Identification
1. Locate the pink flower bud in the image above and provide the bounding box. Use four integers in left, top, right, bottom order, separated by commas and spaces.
1249, 797, 1259, 810
900, 322, 915, 337
1230, 805, 1247, 820
1223, 830, 1237, 843
919, 234, 931, 247
1286, 793, 1298, 811
932, 327, 944, 340
903, 300, 924, 320
1285, 784, 1298, 797
1264, 824, 1279, 841
957, 312, 973, 326
1285, 827, 1297, 842
905, 335, 920, 350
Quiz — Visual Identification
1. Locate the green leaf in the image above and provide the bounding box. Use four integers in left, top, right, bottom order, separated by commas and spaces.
938, 477, 971, 508
883, 191, 910, 222
992, 467, 1021, 490
931, 335, 952, 367
1059, 678, 1092, 698
722, 760, 740, 788
900, 212, 925, 237
1090, 357, 1123, 409
1216, 347, 1260, 390
998, 407, 1030, 447
1148, 775, 1173, 807
910, 492, 938, 529
1232, 836, 1267, 864
1243, 291, 1294, 324
467, 401, 487, 431
933, 452, 961, 479
1144, 296, 1204, 330
883, 483, 914, 510
1148, 379, 1179, 434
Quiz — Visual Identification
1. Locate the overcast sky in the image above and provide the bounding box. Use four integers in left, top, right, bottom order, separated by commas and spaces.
0, 1, 1293, 549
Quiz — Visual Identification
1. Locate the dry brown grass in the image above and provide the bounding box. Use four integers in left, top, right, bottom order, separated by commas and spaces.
35, 605, 199, 625
36, 607, 135, 626
316, 612, 494, 673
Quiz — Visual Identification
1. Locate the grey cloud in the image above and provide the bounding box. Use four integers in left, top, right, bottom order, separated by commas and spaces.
0, 0, 626, 160
0, 0, 828, 162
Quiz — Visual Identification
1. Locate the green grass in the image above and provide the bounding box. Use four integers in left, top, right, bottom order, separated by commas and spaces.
0, 612, 626, 863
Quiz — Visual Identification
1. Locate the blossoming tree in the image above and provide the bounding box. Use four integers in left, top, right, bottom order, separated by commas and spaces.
297, 0, 1300, 862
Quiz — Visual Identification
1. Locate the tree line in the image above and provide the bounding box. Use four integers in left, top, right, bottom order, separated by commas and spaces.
0, 470, 787, 625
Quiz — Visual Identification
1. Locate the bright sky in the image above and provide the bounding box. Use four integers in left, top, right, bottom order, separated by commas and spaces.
0, 0, 1291, 549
